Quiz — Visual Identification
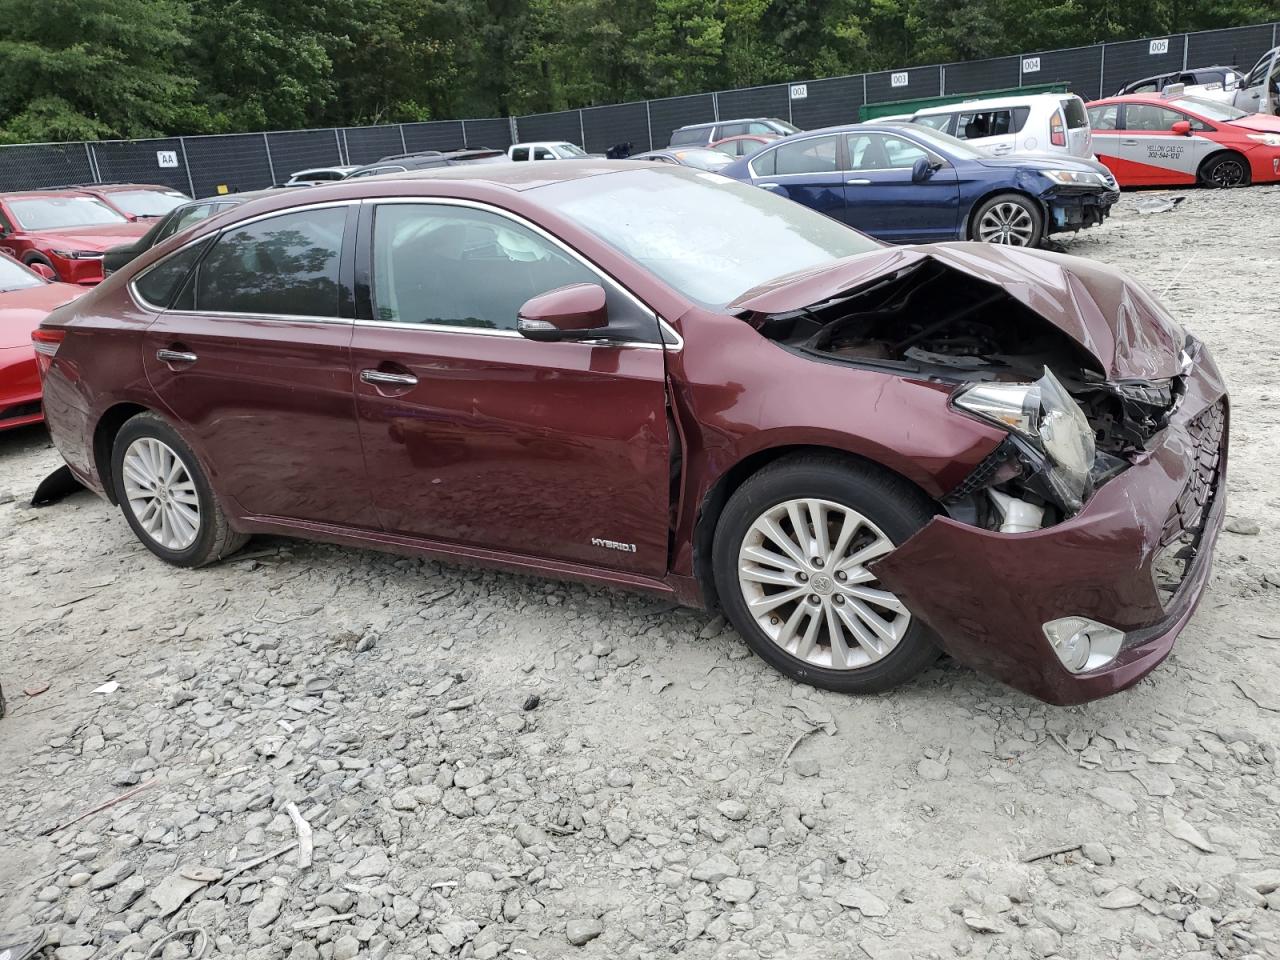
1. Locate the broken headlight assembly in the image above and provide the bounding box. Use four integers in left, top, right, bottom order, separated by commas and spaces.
952, 368, 1097, 514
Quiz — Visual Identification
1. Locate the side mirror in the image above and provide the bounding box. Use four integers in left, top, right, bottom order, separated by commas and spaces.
517, 283, 609, 342
30, 262, 56, 281
1171, 120, 1193, 136
912, 156, 934, 182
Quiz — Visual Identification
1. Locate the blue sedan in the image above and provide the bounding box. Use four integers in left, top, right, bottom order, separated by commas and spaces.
719, 123, 1119, 247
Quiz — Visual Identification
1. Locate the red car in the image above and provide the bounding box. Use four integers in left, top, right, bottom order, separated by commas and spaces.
35, 163, 1226, 705
79, 183, 191, 222
0, 190, 151, 285
0, 254, 82, 430
1086, 92, 1280, 187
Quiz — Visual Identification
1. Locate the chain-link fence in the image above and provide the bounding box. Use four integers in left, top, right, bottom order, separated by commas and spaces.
1, 21, 1275, 196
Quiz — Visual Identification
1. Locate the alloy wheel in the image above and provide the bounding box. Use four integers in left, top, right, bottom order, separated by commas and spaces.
121, 437, 201, 551
977, 202, 1035, 245
1209, 158, 1245, 187
736, 498, 910, 670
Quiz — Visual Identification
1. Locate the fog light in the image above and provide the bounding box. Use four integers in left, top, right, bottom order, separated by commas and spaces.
1042, 617, 1125, 673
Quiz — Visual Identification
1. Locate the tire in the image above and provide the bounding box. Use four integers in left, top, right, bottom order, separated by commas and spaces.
971, 192, 1044, 247
110, 412, 247, 567
1198, 152, 1250, 188
712, 453, 941, 695
24, 254, 60, 282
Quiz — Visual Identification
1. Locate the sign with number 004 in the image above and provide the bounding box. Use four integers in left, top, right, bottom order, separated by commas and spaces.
890, 72, 909, 88
1022, 57, 1041, 73
1149, 38, 1169, 55
156, 150, 179, 168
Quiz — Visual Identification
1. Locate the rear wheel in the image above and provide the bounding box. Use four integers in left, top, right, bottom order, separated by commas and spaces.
1199, 152, 1249, 188
971, 193, 1044, 247
110, 412, 247, 567
712, 454, 940, 694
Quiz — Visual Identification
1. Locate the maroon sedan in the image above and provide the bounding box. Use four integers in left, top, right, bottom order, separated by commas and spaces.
0, 253, 82, 430
34, 163, 1226, 705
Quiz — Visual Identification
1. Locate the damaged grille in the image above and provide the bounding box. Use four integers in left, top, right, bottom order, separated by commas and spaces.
1151, 401, 1225, 607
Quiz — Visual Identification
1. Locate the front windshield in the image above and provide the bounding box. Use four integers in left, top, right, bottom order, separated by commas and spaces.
1169, 97, 1248, 121
106, 189, 188, 218
889, 124, 984, 159
558, 144, 589, 157
0, 256, 42, 292
537, 167, 880, 308
8, 197, 127, 230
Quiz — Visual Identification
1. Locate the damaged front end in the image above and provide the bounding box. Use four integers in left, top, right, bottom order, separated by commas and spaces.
736, 247, 1191, 534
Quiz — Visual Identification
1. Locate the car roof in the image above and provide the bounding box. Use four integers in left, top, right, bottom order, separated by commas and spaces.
84, 183, 183, 194
912, 93, 1078, 114
674, 117, 779, 130
0, 188, 101, 202
511, 141, 576, 148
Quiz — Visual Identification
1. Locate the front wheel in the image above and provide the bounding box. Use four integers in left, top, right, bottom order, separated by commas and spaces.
110, 412, 247, 567
1199, 152, 1249, 188
712, 454, 940, 694
971, 193, 1044, 247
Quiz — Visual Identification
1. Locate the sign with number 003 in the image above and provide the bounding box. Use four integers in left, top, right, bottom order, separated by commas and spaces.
890, 72, 909, 88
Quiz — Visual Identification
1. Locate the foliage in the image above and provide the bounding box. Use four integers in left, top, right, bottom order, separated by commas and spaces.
1, 0, 1277, 142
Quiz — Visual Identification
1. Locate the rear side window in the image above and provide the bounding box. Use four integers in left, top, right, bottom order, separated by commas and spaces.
718, 123, 748, 138
193, 207, 346, 317
1088, 105, 1119, 130
957, 110, 1014, 139
135, 238, 213, 309
912, 113, 952, 131
533, 147, 555, 159
510, 147, 530, 161
669, 128, 708, 146
1061, 98, 1089, 128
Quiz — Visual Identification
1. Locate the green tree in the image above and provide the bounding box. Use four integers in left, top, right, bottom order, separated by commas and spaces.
0, 0, 194, 142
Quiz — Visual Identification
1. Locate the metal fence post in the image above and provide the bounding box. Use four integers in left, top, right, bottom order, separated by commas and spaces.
862, 74, 868, 107
83, 143, 98, 183
461, 119, 469, 148
399, 125, 408, 154
263, 133, 276, 185
178, 137, 196, 197
645, 101, 654, 151
341, 129, 351, 165
578, 110, 586, 148
333, 129, 344, 165
1098, 43, 1106, 100
1182, 34, 1189, 69
712, 91, 719, 121
939, 64, 945, 95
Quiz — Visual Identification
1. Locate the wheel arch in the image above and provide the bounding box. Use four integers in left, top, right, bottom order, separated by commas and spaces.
93, 402, 151, 505
965, 187, 1047, 242
691, 444, 942, 612
1198, 148, 1250, 186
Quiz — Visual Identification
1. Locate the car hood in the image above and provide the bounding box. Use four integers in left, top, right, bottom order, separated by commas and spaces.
1227, 114, 1280, 133
28, 221, 152, 249
730, 242, 1185, 380
976, 152, 1112, 175
0, 281, 83, 350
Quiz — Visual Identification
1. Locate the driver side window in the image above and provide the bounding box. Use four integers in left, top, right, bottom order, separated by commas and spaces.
371, 204, 596, 330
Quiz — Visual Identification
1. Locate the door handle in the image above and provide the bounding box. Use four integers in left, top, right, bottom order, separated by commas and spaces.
156, 349, 197, 364
758, 182, 781, 190
846, 178, 872, 185
360, 369, 418, 387
1121, 139, 1138, 145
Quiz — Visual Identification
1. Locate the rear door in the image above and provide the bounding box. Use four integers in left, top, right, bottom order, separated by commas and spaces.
1116, 103, 1212, 185
139, 203, 377, 528
841, 132, 960, 243
749, 135, 848, 223
954, 108, 1017, 155
1087, 103, 1124, 180
348, 199, 672, 576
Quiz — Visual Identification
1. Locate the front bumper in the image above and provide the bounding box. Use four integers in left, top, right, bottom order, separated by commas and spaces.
1044, 187, 1119, 234
0, 345, 42, 430
51, 257, 105, 286
872, 344, 1228, 705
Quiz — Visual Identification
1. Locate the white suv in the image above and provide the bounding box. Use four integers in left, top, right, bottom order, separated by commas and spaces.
508, 142, 593, 161
906, 94, 1093, 159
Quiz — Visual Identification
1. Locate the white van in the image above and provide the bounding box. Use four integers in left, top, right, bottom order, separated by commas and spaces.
907, 93, 1093, 158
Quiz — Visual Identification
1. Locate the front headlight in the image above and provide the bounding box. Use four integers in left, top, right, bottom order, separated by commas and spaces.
1041, 169, 1106, 187
953, 368, 1096, 509
1247, 133, 1280, 147
49, 249, 105, 260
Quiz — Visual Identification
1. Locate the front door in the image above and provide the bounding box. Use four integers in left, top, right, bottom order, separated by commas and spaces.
840, 132, 960, 243
139, 204, 377, 528
1116, 103, 1212, 186
750, 134, 849, 224
349, 200, 672, 577
1235, 50, 1279, 114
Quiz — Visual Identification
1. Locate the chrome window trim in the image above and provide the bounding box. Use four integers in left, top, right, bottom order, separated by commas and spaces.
129, 199, 356, 316
364, 196, 680, 351
747, 132, 841, 179
841, 131, 947, 172
165, 310, 351, 326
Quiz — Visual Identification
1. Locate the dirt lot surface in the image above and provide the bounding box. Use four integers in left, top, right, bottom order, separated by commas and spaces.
2, 187, 1279, 960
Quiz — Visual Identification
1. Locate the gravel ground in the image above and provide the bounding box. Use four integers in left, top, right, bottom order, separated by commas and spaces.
2, 186, 1279, 960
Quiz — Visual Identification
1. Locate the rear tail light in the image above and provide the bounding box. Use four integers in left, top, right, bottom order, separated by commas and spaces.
1050, 110, 1066, 147
32, 327, 64, 377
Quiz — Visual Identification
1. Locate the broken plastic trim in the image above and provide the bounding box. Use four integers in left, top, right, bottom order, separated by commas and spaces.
32, 464, 85, 508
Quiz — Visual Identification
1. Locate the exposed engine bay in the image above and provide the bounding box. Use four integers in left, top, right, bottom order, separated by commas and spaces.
743, 259, 1188, 532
